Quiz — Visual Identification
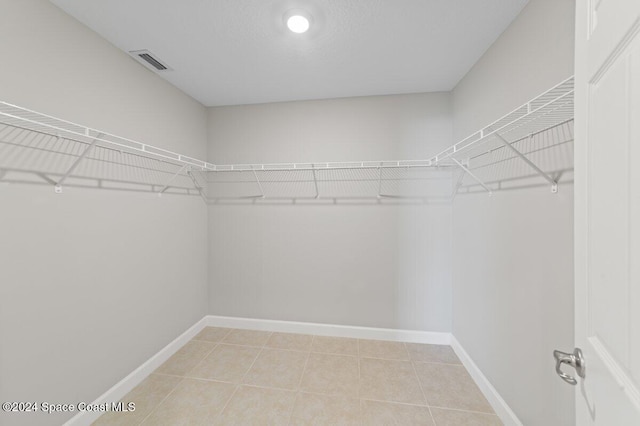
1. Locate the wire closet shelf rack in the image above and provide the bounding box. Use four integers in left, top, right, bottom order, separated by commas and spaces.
0, 76, 573, 203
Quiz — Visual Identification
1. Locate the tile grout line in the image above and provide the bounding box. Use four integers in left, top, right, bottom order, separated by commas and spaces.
138, 330, 231, 425
182, 342, 220, 378
357, 339, 363, 424
128, 329, 476, 425
184, 327, 242, 379
186, 341, 463, 365
141, 372, 497, 418
135, 377, 185, 426
132, 335, 225, 426
196, 333, 461, 364
286, 335, 315, 425
426, 404, 500, 416
213, 331, 272, 422
194, 326, 233, 342
409, 349, 438, 426
214, 384, 240, 423
238, 331, 271, 384
410, 359, 463, 366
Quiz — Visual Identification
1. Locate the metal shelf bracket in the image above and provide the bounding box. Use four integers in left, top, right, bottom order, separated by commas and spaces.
451, 158, 492, 196
158, 164, 188, 196
186, 167, 208, 204
494, 133, 558, 193
451, 168, 466, 200
252, 168, 265, 199
54, 133, 103, 193
377, 163, 383, 199
311, 164, 319, 199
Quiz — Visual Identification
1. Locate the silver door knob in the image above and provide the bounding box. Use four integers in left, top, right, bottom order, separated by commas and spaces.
553, 347, 586, 385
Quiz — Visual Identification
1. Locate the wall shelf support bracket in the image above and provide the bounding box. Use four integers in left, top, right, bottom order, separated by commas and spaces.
451, 168, 466, 201
158, 164, 188, 196
186, 168, 208, 204
311, 165, 319, 199
252, 168, 265, 199
495, 132, 558, 193
377, 163, 383, 199
55, 134, 103, 193
451, 158, 492, 196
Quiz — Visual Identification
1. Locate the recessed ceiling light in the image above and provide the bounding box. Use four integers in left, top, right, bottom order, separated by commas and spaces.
286, 14, 310, 34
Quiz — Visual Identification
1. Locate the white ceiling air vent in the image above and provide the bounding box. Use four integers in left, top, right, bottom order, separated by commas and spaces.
128, 50, 172, 72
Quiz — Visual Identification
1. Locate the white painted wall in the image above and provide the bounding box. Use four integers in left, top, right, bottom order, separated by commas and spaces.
451, 0, 576, 425
0, 1, 208, 425
207, 94, 453, 331
0, 2, 578, 425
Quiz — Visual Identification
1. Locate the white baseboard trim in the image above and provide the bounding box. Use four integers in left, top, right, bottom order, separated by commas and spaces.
450, 336, 523, 426
206, 315, 451, 345
65, 316, 520, 426
64, 317, 208, 426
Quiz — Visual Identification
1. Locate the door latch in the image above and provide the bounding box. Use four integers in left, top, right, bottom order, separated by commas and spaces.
553, 347, 586, 385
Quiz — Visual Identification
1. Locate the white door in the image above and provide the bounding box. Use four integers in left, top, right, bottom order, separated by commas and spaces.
573, 0, 640, 424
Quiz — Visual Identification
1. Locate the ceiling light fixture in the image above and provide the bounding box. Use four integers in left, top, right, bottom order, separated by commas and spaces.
286, 14, 310, 34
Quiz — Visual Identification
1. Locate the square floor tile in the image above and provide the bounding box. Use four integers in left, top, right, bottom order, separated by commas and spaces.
155, 340, 216, 376
359, 339, 409, 360
311, 336, 358, 356
107, 328, 498, 425
94, 374, 181, 426
300, 353, 359, 397
359, 358, 425, 405
187, 344, 260, 383
405, 343, 460, 364
361, 400, 434, 426
430, 407, 503, 425
414, 362, 493, 413
243, 348, 308, 390
193, 327, 232, 343
141, 378, 235, 425
223, 329, 272, 347
216, 385, 296, 425
290, 392, 361, 425
266, 332, 313, 351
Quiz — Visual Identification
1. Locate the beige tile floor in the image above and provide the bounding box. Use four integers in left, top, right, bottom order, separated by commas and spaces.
94, 328, 503, 425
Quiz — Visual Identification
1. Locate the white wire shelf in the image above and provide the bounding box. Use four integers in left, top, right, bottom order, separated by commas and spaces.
0, 76, 573, 202
199, 76, 574, 200
431, 76, 574, 164
0, 101, 215, 196
433, 76, 574, 195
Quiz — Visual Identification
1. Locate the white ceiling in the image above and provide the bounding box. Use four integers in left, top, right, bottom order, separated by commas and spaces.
52, 0, 528, 107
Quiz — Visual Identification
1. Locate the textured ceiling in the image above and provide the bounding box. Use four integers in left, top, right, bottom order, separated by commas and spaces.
51, 0, 528, 107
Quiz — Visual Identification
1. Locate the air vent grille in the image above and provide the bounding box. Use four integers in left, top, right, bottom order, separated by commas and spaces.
128, 50, 171, 72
